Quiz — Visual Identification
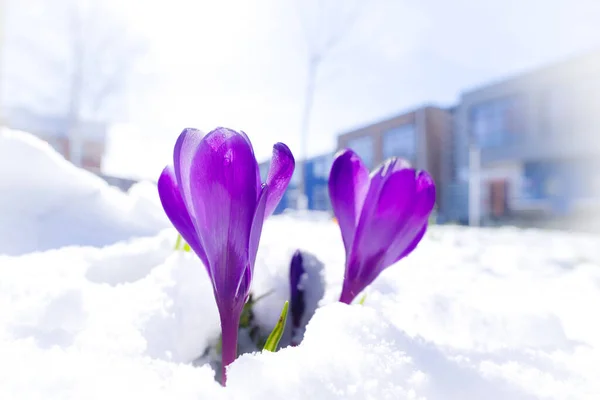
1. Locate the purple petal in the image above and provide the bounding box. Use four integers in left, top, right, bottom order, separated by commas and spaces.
365, 158, 413, 203
186, 128, 260, 301
238, 130, 256, 155
157, 166, 209, 268
350, 166, 418, 282
173, 128, 205, 216
239, 130, 261, 193
382, 170, 436, 266
415, 170, 437, 218
264, 143, 295, 218
235, 186, 267, 305
393, 224, 428, 263
328, 149, 370, 255
231, 185, 266, 312
351, 159, 415, 253
248, 184, 268, 269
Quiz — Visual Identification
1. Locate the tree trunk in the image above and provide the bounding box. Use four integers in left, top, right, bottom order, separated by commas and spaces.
297, 57, 320, 210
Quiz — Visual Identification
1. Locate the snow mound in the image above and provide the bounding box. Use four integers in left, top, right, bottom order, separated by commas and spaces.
0, 128, 169, 255
1, 216, 599, 399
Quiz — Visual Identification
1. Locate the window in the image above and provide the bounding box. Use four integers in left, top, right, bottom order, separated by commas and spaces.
290, 168, 301, 186
311, 184, 331, 211
286, 187, 301, 209
382, 124, 416, 159
346, 136, 374, 169
311, 155, 333, 179
521, 160, 580, 201
470, 96, 525, 147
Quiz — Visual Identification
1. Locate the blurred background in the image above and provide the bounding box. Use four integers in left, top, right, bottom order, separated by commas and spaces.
1, 0, 600, 237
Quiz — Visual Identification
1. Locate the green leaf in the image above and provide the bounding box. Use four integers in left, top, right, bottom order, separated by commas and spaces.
358, 293, 367, 305
174, 234, 192, 252
263, 301, 289, 352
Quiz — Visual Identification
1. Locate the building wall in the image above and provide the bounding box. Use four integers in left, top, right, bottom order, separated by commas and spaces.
450, 51, 600, 223
460, 53, 600, 163
424, 107, 454, 212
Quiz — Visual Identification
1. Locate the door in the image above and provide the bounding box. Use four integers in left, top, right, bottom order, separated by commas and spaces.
489, 179, 509, 218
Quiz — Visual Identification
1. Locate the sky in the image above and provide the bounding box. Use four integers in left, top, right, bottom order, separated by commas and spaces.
4, 0, 600, 181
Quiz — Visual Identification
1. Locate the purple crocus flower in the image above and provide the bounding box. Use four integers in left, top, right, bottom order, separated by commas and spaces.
329, 149, 436, 305
157, 127, 294, 385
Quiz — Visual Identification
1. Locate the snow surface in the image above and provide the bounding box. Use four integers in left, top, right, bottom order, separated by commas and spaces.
1, 215, 599, 399
0, 129, 169, 255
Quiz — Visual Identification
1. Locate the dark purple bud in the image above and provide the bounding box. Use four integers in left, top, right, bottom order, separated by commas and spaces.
289, 250, 306, 332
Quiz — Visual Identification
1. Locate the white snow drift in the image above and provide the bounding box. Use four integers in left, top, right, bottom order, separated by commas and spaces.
0, 216, 599, 399
0, 128, 169, 255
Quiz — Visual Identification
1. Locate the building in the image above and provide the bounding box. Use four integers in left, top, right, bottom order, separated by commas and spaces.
4, 107, 108, 173
336, 105, 454, 219
448, 51, 600, 226
259, 152, 334, 214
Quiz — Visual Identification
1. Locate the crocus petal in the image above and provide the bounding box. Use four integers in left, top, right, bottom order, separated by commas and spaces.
187, 127, 260, 301
350, 166, 418, 284
414, 170, 437, 218
328, 149, 370, 255
231, 186, 266, 311
351, 159, 415, 257
239, 130, 262, 192
393, 224, 427, 263
248, 185, 268, 269
173, 128, 205, 217
157, 166, 209, 268
264, 142, 295, 218
383, 170, 436, 266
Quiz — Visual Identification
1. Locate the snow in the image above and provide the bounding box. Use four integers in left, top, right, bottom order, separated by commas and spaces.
2, 128, 600, 399
1, 214, 599, 399
0, 129, 169, 255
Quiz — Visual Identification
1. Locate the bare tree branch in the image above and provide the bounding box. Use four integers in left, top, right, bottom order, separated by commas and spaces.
5, 0, 147, 167
293, 0, 363, 207
7, 0, 145, 121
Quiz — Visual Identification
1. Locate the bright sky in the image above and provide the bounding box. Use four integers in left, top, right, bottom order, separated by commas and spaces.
15, 0, 600, 181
